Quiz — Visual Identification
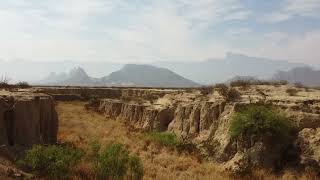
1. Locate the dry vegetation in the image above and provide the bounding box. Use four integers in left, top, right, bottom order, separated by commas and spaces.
56, 101, 319, 180
57, 101, 229, 180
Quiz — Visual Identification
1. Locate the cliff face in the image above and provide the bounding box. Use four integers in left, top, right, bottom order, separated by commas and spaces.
0, 91, 58, 146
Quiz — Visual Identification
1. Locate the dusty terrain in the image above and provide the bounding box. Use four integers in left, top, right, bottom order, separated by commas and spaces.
1, 85, 320, 179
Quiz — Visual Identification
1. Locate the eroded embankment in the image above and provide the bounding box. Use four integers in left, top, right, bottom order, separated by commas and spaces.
92, 86, 320, 174
0, 91, 58, 146
34, 87, 180, 101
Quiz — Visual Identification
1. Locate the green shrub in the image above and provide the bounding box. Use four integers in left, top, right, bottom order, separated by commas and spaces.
145, 132, 181, 147
19, 144, 83, 179
230, 105, 293, 142
128, 155, 144, 180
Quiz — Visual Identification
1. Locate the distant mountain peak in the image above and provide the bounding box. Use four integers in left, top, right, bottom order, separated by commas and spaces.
69, 67, 88, 77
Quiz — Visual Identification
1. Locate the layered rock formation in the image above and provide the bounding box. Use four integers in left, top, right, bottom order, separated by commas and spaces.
0, 91, 58, 146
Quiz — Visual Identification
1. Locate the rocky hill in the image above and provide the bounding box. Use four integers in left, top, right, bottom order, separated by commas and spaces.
100, 64, 199, 87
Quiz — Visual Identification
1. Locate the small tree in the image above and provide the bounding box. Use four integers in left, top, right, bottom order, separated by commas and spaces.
15, 81, 31, 89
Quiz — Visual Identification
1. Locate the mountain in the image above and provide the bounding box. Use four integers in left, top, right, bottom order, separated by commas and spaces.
39, 65, 199, 87
154, 52, 306, 84
39, 67, 97, 86
273, 67, 320, 86
101, 64, 199, 87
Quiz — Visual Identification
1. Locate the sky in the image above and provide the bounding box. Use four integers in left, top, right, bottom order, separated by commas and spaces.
0, 0, 319, 64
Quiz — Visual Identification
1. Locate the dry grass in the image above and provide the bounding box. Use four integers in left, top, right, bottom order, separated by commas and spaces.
56, 101, 229, 180
56, 101, 319, 180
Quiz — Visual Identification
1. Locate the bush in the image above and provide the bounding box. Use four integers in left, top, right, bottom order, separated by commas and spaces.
19, 144, 83, 179
94, 143, 129, 179
226, 88, 241, 102
286, 88, 299, 96
215, 83, 229, 97
230, 105, 293, 143
94, 143, 144, 180
144, 132, 181, 147
15, 81, 31, 88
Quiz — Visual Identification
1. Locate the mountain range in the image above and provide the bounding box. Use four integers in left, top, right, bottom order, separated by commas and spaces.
154, 52, 307, 84
39, 64, 199, 87
1, 52, 319, 86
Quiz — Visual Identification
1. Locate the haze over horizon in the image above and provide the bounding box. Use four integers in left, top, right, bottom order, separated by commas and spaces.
0, 0, 320, 64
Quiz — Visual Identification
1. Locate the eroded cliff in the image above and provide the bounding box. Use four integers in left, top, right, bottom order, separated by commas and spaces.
91, 85, 320, 173
0, 91, 58, 146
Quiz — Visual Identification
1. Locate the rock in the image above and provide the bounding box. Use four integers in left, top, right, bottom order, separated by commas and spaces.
0, 91, 58, 146
98, 99, 175, 131
223, 152, 250, 174
168, 101, 226, 138
296, 128, 320, 170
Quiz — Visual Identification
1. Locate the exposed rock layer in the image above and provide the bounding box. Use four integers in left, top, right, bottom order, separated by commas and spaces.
0, 91, 58, 146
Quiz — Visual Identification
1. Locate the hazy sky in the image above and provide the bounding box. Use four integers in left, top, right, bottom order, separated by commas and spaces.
0, 0, 319, 64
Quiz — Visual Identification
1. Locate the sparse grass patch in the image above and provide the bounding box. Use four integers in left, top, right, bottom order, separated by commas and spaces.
93, 143, 144, 180
144, 132, 182, 148
18, 144, 83, 179
128, 155, 144, 180
230, 104, 294, 142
